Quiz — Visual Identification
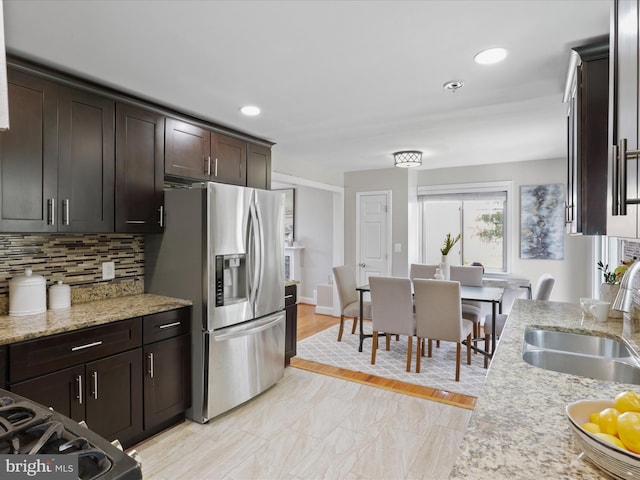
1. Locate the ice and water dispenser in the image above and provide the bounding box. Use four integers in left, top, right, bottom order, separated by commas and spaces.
215, 254, 247, 307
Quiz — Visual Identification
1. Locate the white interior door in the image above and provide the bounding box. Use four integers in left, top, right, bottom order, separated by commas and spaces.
356, 192, 391, 285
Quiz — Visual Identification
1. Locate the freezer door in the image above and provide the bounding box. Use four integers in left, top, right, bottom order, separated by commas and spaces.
203, 312, 285, 421
252, 189, 285, 318
205, 182, 254, 330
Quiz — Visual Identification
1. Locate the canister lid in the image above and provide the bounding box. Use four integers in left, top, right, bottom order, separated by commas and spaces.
10, 269, 46, 287
49, 280, 70, 291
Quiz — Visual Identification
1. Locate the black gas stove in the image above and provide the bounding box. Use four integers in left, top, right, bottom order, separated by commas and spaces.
0, 390, 141, 480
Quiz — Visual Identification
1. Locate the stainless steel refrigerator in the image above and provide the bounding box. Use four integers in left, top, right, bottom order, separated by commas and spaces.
145, 182, 285, 423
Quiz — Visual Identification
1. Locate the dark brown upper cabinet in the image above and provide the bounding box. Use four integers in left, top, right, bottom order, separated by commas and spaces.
165, 117, 248, 186
247, 143, 272, 190
0, 68, 114, 233
0, 69, 58, 232
565, 39, 608, 235
115, 103, 165, 233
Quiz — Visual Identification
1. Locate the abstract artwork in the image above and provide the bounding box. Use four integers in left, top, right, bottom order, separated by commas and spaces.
520, 184, 565, 260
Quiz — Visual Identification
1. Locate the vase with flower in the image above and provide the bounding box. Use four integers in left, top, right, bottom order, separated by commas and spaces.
439, 233, 461, 280
597, 258, 637, 319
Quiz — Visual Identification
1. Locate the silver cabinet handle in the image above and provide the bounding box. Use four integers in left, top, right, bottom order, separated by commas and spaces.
92, 372, 98, 400
159, 321, 180, 329
71, 341, 103, 352
159, 205, 164, 227
214, 158, 218, 177
206, 156, 211, 176
285, 294, 294, 299
76, 375, 83, 405
612, 144, 620, 216
47, 198, 55, 225
62, 199, 70, 225
148, 353, 154, 378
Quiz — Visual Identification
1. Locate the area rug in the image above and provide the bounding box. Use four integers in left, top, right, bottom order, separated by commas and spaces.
296, 323, 487, 398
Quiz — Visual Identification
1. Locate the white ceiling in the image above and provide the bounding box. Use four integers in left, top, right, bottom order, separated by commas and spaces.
3, 0, 610, 182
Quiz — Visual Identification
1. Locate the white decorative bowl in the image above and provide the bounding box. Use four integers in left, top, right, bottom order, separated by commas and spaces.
566, 399, 640, 479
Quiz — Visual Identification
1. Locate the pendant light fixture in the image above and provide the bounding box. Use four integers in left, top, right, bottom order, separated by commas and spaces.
393, 150, 422, 168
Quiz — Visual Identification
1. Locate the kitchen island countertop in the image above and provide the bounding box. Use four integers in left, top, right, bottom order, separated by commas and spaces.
450, 299, 640, 479
0, 294, 192, 345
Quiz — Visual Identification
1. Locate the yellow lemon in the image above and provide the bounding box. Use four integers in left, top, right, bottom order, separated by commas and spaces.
598, 407, 621, 436
590, 411, 600, 424
614, 391, 640, 413
618, 411, 640, 453
595, 432, 627, 450
581, 422, 601, 434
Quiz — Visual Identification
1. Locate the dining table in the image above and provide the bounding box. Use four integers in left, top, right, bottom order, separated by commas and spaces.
355, 282, 504, 360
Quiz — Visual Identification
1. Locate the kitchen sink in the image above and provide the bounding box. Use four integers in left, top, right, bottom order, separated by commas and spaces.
523, 328, 634, 358
522, 328, 640, 384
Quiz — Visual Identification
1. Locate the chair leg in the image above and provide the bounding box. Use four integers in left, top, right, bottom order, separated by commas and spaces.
337, 315, 345, 341
406, 336, 412, 372
466, 333, 472, 365
421, 338, 425, 357
455, 342, 461, 381
351, 316, 358, 334
428, 339, 433, 357
472, 323, 478, 354
484, 333, 490, 369
385, 333, 391, 351
436, 340, 440, 348
371, 331, 378, 365
396, 334, 399, 341
416, 336, 422, 373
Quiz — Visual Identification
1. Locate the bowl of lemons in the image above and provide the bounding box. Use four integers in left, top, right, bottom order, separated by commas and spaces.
566, 391, 640, 479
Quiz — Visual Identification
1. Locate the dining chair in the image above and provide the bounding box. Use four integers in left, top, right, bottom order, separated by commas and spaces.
413, 278, 473, 381
409, 263, 438, 281
450, 265, 484, 345
369, 276, 416, 372
333, 265, 371, 342
483, 273, 555, 368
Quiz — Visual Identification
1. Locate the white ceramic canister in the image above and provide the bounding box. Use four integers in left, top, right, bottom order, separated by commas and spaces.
48, 281, 71, 310
9, 269, 46, 316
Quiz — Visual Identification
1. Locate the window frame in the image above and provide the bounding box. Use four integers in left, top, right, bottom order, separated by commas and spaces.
417, 181, 513, 273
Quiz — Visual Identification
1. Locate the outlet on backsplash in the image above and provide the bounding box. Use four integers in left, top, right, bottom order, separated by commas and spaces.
102, 262, 115, 280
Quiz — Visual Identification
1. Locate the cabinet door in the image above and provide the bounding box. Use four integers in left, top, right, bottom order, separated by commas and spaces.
10, 365, 85, 423
247, 143, 271, 190
0, 69, 58, 232
609, 0, 639, 238
211, 133, 247, 186
115, 103, 165, 233
58, 86, 115, 232
143, 334, 190, 430
85, 349, 143, 446
284, 284, 297, 365
165, 118, 210, 180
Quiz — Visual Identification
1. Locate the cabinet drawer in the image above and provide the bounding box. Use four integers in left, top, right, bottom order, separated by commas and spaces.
143, 307, 190, 344
9, 318, 142, 383
285, 285, 297, 306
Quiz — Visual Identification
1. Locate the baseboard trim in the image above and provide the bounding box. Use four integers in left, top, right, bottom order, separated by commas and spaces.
314, 305, 335, 316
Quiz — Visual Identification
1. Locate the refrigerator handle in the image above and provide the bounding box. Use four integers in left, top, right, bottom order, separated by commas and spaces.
247, 201, 261, 308
253, 199, 265, 307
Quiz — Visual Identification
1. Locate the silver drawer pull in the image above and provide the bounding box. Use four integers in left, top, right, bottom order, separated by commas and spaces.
285, 295, 294, 299
71, 341, 103, 352
76, 375, 83, 405
148, 353, 154, 378
159, 321, 181, 329
92, 372, 98, 400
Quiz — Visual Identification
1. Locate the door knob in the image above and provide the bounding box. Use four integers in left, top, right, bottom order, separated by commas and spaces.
359, 263, 366, 268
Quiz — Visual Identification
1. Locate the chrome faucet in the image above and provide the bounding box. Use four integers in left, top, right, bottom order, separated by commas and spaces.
613, 260, 640, 312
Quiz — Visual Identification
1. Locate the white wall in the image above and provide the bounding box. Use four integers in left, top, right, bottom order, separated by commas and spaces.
417, 157, 593, 303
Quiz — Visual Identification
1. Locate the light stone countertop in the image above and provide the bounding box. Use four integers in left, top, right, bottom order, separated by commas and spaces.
449, 299, 640, 479
0, 294, 192, 345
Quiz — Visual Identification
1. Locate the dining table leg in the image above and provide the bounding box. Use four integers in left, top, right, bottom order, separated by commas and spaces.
358, 289, 365, 352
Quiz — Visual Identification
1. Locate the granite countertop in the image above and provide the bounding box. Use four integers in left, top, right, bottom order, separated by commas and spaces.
449, 299, 640, 479
0, 294, 192, 345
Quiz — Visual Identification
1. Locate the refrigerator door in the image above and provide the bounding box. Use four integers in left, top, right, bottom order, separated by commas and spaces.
205, 182, 254, 331
202, 311, 285, 421
252, 189, 285, 319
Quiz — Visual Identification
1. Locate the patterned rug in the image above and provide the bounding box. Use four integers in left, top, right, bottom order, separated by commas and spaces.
296, 323, 488, 398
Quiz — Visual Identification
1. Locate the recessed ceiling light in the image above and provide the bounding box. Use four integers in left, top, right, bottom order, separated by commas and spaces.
474, 47, 508, 65
240, 105, 261, 116
443, 80, 464, 93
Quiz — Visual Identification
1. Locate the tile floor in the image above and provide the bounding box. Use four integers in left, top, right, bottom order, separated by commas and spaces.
135, 367, 472, 480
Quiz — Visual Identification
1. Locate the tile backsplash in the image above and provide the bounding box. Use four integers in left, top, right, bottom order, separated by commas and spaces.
0, 234, 144, 308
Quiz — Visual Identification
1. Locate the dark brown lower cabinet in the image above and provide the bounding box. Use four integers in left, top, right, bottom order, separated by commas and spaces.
285, 284, 297, 365
143, 333, 190, 432
10, 349, 143, 447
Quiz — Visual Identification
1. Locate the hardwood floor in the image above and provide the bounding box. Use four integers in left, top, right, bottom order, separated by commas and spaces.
292, 303, 477, 410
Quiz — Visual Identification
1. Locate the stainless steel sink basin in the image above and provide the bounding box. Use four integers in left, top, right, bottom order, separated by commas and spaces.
522, 328, 640, 384
523, 328, 634, 358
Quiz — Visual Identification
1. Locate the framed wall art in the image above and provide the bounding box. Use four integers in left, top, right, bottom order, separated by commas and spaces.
520, 184, 565, 260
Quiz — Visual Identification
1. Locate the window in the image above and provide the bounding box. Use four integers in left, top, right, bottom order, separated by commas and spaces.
418, 183, 511, 272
